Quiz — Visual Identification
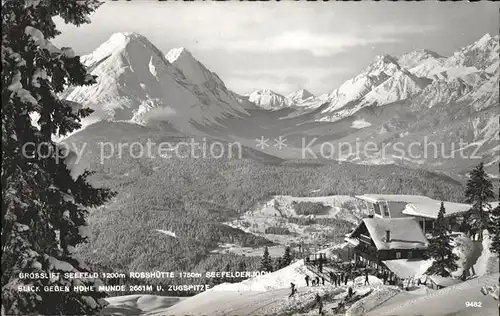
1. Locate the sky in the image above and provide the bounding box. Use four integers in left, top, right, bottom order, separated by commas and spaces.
53, 1, 499, 96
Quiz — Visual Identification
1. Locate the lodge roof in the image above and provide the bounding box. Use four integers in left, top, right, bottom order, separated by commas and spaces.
350, 217, 429, 250
382, 259, 431, 279
355, 194, 471, 219
428, 275, 463, 287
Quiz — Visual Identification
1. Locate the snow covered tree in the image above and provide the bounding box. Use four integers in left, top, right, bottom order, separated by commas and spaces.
464, 162, 494, 240
2, 0, 115, 314
282, 246, 293, 267
425, 202, 459, 277
274, 257, 283, 271
260, 247, 273, 273
487, 203, 500, 255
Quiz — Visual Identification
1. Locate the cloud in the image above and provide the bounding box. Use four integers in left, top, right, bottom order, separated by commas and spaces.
143, 106, 177, 123
369, 24, 440, 36
215, 24, 437, 57
218, 30, 402, 57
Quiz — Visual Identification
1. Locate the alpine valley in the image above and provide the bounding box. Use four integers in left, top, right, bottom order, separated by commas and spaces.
64, 32, 500, 178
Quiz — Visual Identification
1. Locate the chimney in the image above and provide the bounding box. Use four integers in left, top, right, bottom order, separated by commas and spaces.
386, 230, 391, 242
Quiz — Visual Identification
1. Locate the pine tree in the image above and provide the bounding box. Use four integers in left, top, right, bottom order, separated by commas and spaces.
274, 257, 283, 271
487, 203, 500, 255
210, 268, 222, 287
221, 263, 231, 284
260, 247, 273, 273
425, 202, 459, 277
237, 260, 247, 282
2, 0, 115, 314
282, 246, 293, 267
464, 163, 494, 240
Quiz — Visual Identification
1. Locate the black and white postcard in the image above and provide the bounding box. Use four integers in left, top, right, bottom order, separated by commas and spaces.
2, 1, 499, 315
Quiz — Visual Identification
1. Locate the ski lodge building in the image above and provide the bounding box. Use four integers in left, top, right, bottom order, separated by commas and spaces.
353, 194, 470, 234
344, 195, 471, 277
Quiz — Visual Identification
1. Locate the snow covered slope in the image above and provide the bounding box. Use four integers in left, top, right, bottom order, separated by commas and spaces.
367, 273, 500, 316
165, 47, 250, 114
62, 32, 247, 129
103, 295, 184, 315
246, 89, 291, 110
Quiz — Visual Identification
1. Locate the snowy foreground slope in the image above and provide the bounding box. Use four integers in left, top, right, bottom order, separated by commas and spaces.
102, 295, 186, 316
151, 270, 499, 316
366, 273, 499, 316
102, 254, 498, 316
148, 260, 385, 316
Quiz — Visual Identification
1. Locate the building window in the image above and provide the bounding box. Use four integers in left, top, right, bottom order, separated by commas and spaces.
382, 203, 390, 217
396, 252, 401, 259
373, 203, 382, 216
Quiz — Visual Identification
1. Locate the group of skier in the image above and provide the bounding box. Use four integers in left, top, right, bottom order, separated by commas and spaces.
304, 274, 326, 286
304, 270, 359, 287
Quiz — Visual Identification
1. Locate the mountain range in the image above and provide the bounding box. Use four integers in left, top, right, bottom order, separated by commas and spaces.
60, 32, 498, 284
63, 32, 500, 178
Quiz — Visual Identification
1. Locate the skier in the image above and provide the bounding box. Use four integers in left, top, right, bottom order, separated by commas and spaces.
305, 275, 310, 287
344, 272, 348, 285
339, 272, 344, 286
288, 282, 297, 298
348, 286, 354, 299
364, 270, 370, 285
383, 271, 388, 285
321, 276, 325, 285
315, 293, 324, 315
315, 276, 320, 286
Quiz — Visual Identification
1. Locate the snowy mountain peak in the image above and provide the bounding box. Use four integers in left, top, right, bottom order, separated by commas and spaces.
398, 49, 443, 67
287, 89, 316, 107
247, 89, 290, 110
287, 89, 314, 100
102, 32, 157, 52
463, 33, 499, 55
476, 33, 493, 46
363, 54, 402, 76
62, 33, 248, 128
80, 32, 166, 70
259, 88, 276, 94
372, 54, 399, 66
111, 31, 146, 40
